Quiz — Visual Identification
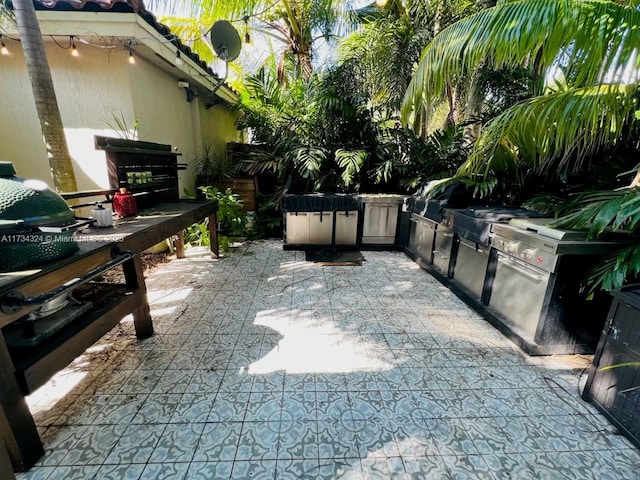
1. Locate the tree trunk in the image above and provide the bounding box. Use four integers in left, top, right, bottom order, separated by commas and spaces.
13, 0, 77, 192
297, 50, 313, 81
463, 68, 484, 145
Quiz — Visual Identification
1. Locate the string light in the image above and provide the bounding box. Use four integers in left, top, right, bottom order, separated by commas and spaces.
0, 35, 8, 56
376, 0, 388, 6
244, 16, 252, 45
126, 40, 135, 64
70, 35, 79, 57
175, 49, 183, 66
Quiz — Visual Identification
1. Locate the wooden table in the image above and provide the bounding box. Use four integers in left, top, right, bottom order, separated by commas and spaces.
0, 201, 217, 472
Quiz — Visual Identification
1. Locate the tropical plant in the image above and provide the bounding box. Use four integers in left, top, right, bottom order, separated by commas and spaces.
103, 112, 139, 140
200, 186, 248, 235
192, 146, 238, 183
147, 0, 353, 80
401, 0, 640, 292
402, 0, 640, 178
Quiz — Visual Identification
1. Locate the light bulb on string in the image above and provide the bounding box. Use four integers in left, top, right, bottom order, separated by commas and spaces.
376, 0, 388, 7
0, 35, 8, 56
126, 40, 135, 64
175, 49, 183, 66
244, 16, 252, 46
70, 36, 79, 57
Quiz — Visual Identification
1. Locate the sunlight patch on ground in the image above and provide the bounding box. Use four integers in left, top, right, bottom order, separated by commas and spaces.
249, 309, 394, 375
146, 287, 193, 303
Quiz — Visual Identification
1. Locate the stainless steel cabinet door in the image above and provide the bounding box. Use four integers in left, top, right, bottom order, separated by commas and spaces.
286, 212, 309, 244
308, 212, 334, 244
453, 239, 490, 300
489, 253, 550, 339
335, 211, 358, 244
432, 226, 454, 275
362, 203, 399, 244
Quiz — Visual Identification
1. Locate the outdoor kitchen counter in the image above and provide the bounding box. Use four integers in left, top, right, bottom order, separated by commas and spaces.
0, 200, 218, 472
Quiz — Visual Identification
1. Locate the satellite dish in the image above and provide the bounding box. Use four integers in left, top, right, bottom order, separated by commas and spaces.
210, 20, 241, 62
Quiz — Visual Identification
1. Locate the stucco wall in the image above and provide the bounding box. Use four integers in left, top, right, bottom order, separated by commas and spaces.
0, 37, 240, 195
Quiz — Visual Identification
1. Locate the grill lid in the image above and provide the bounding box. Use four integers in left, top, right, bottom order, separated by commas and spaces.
0, 162, 76, 229
507, 218, 587, 240
454, 207, 548, 246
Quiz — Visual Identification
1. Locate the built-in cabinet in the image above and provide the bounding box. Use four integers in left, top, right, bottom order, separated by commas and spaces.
283, 194, 406, 248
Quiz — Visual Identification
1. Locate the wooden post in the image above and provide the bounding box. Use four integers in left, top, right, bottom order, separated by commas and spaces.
122, 256, 154, 339
208, 211, 219, 259
0, 438, 15, 480
175, 232, 185, 259
0, 333, 43, 471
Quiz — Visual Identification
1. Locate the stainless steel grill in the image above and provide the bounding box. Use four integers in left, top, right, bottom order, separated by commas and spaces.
486, 218, 626, 354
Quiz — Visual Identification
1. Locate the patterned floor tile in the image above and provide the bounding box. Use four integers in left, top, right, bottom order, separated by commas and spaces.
185, 461, 233, 480
245, 392, 283, 422
149, 423, 204, 463
18, 242, 640, 480
139, 462, 189, 480
229, 460, 276, 480
235, 421, 280, 460
131, 393, 181, 424
317, 420, 361, 459
93, 464, 145, 480
104, 424, 165, 464
277, 420, 318, 459
440, 454, 494, 480
207, 392, 248, 422
275, 458, 320, 480
39, 465, 100, 480
281, 391, 315, 421
316, 458, 364, 480
192, 422, 242, 462
57, 425, 125, 465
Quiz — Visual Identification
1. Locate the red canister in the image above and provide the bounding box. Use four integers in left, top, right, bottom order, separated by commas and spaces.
112, 188, 138, 217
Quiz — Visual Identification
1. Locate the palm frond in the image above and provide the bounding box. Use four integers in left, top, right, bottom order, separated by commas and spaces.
457, 84, 640, 176
584, 244, 640, 293
402, 0, 640, 122
335, 148, 367, 187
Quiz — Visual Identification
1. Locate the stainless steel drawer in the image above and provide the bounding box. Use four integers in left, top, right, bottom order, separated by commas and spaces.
432, 226, 454, 275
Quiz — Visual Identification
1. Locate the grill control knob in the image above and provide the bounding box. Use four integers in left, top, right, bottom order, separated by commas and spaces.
522, 249, 536, 259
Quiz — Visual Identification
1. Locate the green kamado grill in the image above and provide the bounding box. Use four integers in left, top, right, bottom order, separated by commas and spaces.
0, 162, 79, 272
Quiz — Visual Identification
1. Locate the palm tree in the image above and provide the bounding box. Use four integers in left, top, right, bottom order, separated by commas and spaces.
148, 0, 350, 81
401, 0, 640, 291
11, 0, 78, 192
402, 0, 640, 177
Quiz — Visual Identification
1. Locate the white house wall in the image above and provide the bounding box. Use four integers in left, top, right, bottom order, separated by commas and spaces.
0, 34, 239, 195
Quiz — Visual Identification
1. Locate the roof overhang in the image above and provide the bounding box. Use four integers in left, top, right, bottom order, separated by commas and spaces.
6, 10, 238, 104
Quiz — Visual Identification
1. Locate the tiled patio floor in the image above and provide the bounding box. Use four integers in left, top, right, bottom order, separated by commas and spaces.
17, 240, 640, 479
